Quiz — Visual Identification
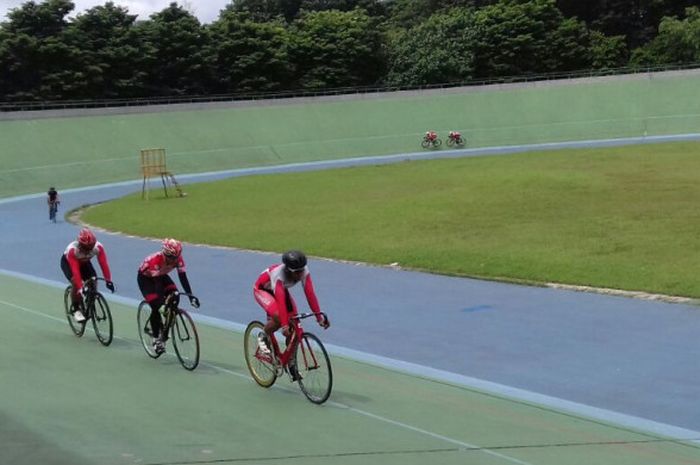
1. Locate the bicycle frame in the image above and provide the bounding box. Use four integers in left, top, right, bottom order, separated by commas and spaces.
81, 277, 102, 317
160, 291, 195, 342
268, 313, 324, 373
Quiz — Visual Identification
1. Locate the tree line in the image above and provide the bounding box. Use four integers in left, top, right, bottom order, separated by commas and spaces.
1, 0, 699, 101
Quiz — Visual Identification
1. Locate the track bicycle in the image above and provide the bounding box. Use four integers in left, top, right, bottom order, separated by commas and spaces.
137, 291, 200, 371
63, 276, 113, 346
421, 135, 442, 149
446, 133, 465, 147
244, 312, 332, 404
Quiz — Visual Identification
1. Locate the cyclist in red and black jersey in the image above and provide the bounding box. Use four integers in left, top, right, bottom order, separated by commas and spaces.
61, 228, 115, 322
47, 187, 60, 223
253, 250, 329, 378
137, 238, 200, 354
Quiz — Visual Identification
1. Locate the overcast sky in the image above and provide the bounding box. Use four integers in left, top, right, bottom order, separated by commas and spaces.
0, 1, 232, 24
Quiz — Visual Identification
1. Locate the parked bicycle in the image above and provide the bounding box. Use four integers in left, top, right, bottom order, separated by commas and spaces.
137, 291, 200, 371
244, 312, 332, 404
446, 131, 465, 147
421, 132, 442, 149
63, 276, 113, 346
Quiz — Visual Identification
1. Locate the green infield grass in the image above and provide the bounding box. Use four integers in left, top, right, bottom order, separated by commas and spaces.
82, 141, 700, 298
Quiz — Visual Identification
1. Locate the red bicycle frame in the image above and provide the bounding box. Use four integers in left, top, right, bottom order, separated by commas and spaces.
266, 313, 324, 372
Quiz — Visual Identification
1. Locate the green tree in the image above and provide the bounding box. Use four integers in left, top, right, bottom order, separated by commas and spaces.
208, 10, 292, 92
386, 7, 477, 86
556, 0, 698, 49
230, 0, 303, 22
0, 0, 81, 100
288, 9, 384, 88
141, 2, 210, 95
473, 0, 591, 77
588, 30, 628, 69
68, 2, 148, 98
299, 0, 387, 17
630, 6, 700, 66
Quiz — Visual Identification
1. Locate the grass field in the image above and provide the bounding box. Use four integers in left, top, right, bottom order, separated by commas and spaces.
82, 141, 700, 298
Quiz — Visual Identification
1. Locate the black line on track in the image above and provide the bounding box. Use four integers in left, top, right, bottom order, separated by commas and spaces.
140, 437, 700, 465
338, 357, 700, 450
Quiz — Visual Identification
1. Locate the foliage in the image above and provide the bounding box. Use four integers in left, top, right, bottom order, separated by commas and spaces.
1, 0, 700, 100
139, 3, 210, 95
472, 0, 591, 77
630, 7, 700, 66
386, 7, 477, 86
588, 30, 628, 69
69, 2, 147, 98
288, 9, 384, 88
208, 10, 292, 92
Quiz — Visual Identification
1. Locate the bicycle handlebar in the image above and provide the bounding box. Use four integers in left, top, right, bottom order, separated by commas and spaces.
291, 312, 327, 321
165, 291, 199, 308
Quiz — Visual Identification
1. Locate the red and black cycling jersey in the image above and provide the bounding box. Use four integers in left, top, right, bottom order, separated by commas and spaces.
63, 241, 112, 290
138, 252, 186, 277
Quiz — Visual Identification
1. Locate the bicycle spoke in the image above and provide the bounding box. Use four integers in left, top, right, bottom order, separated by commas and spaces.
64, 286, 86, 337
91, 294, 113, 346
172, 310, 199, 371
137, 301, 159, 358
243, 321, 277, 388
296, 333, 333, 404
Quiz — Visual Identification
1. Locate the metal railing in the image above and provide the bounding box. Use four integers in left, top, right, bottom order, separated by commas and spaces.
2, 63, 699, 112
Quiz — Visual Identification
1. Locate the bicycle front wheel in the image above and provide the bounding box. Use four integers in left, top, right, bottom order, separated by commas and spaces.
172, 309, 200, 371
296, 333, 332, 404
137, 301, 159, 358
64, 286, 86, 337
91, 293, 113, 346
243, 321, 277, 388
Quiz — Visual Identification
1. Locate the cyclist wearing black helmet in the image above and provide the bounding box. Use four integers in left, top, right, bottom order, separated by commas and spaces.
253, 250, 330, 369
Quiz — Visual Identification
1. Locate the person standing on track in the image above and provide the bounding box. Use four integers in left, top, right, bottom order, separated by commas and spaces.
253, 250, 330, 380
137, 238, 200, 355
61, 227, 115, 322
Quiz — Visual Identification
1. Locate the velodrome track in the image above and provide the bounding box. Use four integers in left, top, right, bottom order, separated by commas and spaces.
2, 137, 700, 464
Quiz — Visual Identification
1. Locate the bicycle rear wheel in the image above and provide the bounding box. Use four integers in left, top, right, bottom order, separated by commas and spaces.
137, 301, 160, 358
64, 286, 86, 337
172, 309, 200, 371
296, 333, 332, 404
243, 321, 277, 388
91, 293, 113, 346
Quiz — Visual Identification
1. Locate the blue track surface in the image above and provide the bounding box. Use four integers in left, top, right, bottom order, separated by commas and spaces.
2, 136, 699, 438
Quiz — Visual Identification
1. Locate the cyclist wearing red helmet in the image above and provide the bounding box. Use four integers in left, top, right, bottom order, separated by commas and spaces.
253, 250, 330, 378
61, 227, 114, 322
138, 238, 200, 354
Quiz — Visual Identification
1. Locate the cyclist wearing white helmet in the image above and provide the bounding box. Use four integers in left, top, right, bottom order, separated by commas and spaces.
60, 227, 115, 322
253, 250, 330, 378
137, 238, 200, 354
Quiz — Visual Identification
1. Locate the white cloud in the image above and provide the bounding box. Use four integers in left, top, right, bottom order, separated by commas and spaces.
0, 0, 231, 24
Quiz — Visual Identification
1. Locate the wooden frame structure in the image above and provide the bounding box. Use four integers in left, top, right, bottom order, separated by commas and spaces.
140, 148, 184, 199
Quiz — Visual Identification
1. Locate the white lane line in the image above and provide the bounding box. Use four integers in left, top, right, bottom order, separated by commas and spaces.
0, 293, 534, 465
